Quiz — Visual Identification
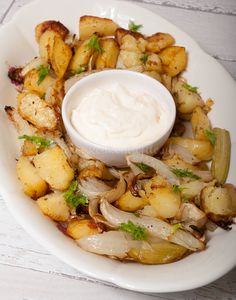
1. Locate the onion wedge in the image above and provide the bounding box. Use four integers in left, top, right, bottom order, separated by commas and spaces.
168, 144, 200, 165
127, 154, 179, 185
100, 200, 204, 251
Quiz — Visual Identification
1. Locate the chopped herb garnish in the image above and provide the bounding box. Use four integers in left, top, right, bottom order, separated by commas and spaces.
37, 65, 50, 85
172, 184, 185, 193
182, 82, 198, 93
128, 20, 143, 32
64, 180, 88, 208
140, 53, 149, 64
136, 162, 150, 172
204, 129, 217, 145
87, 35, 104, 53
18, 135, 55, 148
171, 168, 200, 180
76, 65, 87, 74
172, 223, 184, 233
120, 220, 147, 240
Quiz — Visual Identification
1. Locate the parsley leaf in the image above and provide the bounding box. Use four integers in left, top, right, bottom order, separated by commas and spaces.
76, 65, 87, 74
172, 223, 184, 233
204, 129, 217, 145
37, 65, 50, 85
136, 162, 150, 172
172, 184, 185, 193
140, 53, 149, 64
87, 35, 104, 54
18, 135, 55, 148
64, 180, 88, 208
128, 20, 143, 32
171, 168, 200, 180
120, 220, 147, 240
182, 82, 198, 93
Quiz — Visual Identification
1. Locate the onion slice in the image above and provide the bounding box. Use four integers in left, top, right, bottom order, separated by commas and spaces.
21, 57, 47, 77
77, 231, 141, 258
127, 154, 179, 185
100, 200, 204, 251
168, 144, 200, 165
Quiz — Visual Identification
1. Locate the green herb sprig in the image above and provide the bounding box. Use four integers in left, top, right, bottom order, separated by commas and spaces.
182, 82, 198, 93
171, 168, 200, 180
172, 184, 185, 193
120, 220, 147, 240
18, 135, 55, 148
64, 180, 88, 208
37, 65, 50, 85
140, 53, 149, 64
204, 129, 217, 145
128, 20, 143, 32
87, 35, 104, 53
136, 162, 150, 172
172, 223, 184, 233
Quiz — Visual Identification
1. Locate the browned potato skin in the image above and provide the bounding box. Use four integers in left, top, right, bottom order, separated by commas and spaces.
24, 69, 55, 97
68, 38, 95, 74
67, 219, 99, 240
22, 140, 38, 156
115, 27, 144, 45
145, 53, 163, 73
33, 145, 74, 191
116, 191, 147, 212
95, 38, 120, 69
39, 30, 60, 63
17, 93, 58, 131
159, 46, 187, 77
167, 137, 213, 161
79, 15, 118, 40
16, 156, 48, 199
146, 32, 175, 53
37, 192, 70, 221
50, 36, 72, 79
191, 107, 211, 140
35, 20, 69, 42
45, 79, 65, 107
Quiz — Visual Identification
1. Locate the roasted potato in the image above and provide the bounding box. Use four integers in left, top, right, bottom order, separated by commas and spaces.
45, 79, 65, 107
143, 71, 162, 82
33, 145, 74, 190
146, 32, 175, 53
116, 191, 147, 212
115, 27, 144, 45
191, 106, 211, 140
37, 192, 70, 221
79, 15, 118, 40
95, 38, 119, 69
168, 137, 213, 161
119, 50, 142, 68
21, 140, 38, 156
17, 93, 58, 131
128, 242, 187, 264
35, 20, 69, 42
50, 36, 72, 78
145, 53, 163, 73
39, 30, 60, 63
67, 219, 99, 240
24, 69, 55, 97
172, 78, 204, 114
148, 186, 181, 219
159, 46, 187, 77
69, 37, 95, 73
201, 185, 236, 220
16, 156, 48, 199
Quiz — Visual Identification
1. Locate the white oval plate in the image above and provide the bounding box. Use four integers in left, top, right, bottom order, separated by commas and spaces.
0, 0, 236, 293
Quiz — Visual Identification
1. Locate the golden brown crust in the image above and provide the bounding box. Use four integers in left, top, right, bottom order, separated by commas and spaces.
35, 20, 69, 42
115, 27, 144, 45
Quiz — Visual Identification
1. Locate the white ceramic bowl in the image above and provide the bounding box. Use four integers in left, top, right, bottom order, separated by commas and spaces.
62, 70, 176, 166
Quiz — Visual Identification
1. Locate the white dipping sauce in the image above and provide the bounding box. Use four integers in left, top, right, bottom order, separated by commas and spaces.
71, 83, 169, 149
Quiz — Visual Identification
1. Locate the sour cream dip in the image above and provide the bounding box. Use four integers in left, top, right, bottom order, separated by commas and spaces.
71, 83, 171, 149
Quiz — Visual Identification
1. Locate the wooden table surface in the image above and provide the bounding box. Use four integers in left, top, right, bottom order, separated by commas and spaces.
0, 0, 236, 299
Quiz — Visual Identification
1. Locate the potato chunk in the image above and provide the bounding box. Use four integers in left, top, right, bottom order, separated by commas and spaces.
33, 145, 74, 190
159, 46, 187, 77
146, 32, 175, 53
16, 156, 48, 199
67, 219, 99, 240
24, 69, 55, 98
79, 15, 118, 40
50, 36, 72, 79
145, 53, 162, 73
17, 93, 58, 131
35, 20, 69, 42
39, 30, 60, 63
115, 28, 144, 45
21, 140, 38, 156
37, 192, 70, 221
148, 187, 181, 219
95, 38, 119, 69
116, 191, 147, 212
191, 107, 211, 140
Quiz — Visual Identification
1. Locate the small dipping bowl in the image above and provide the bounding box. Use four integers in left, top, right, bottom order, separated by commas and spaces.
62, 70, 176, 167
